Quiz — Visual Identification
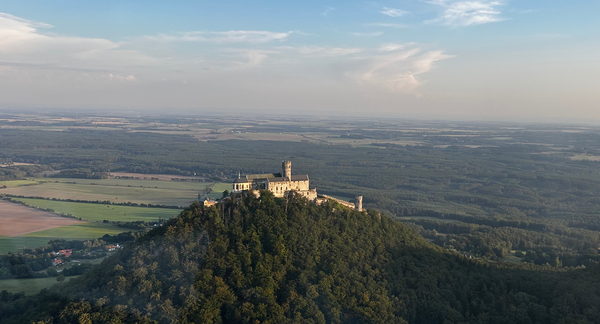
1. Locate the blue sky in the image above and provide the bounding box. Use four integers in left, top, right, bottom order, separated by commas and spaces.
0, 1, 599, 121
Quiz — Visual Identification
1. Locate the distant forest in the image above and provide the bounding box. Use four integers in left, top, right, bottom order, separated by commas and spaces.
2, 126, 600, 266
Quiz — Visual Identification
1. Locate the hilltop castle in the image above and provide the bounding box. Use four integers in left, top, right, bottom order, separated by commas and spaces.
233, 161, 318, 200
232, 160, 363, 211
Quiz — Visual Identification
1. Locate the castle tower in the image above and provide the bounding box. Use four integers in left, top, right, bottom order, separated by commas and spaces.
355, 195, 363, 212
282, 161, 292, 180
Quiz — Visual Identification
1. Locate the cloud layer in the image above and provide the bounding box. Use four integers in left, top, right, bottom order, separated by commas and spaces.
380, 7, 409, 18
427, 0, 505, 27
0, 11, 452, 111
0, 13, 155, 72
142, 30, 292, 44
349, 44, 452, 94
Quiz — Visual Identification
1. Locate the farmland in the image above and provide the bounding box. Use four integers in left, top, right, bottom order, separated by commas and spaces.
0, 177, 209, 253
2, 181, 200, 206
21, 222, 125, 239
0, 236, 57, 254
50, 177, 209, 191
11, 198, 181, 222
0, 200, 83, 236
0, 179, 43, 188
0, 222, 125, 254
109, 172, 205, 181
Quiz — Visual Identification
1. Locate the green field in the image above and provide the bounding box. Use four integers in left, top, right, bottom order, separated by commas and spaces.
3, 181, 200, 206
12, 198, 182, 222
0, 179, 43, 188
51, 177, 208, 190
0, 236, 55, 254
0, 276, 81, 295
1, 222, 129, 254
22, 222, 127, 239
207, 183, 232, 199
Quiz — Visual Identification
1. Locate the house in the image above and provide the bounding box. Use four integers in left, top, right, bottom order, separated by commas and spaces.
202, 199, 217, 207
55, 249, 72, 258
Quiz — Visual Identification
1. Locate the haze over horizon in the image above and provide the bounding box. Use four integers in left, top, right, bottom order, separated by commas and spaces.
0, 1, 598, 122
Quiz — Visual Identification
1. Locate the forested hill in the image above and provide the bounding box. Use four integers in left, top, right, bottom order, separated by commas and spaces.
2, 192, 600, 323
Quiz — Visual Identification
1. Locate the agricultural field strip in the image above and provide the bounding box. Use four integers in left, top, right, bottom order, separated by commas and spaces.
21, 222, 125, 239
12, 197, 182, 223
1, 182, 200, 206
0, 236, 56, 254
0, 200, 83, 237
47, 177, 208, 190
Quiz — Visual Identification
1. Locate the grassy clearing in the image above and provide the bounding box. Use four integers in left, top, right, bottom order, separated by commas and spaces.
22, 222, 126, 239
0, 236, 53, 254
3, 182, 199, 206
0, 276, 80, 295
207, 182, 232, 199
12, 198, 181, 222
1, 222, 125, 254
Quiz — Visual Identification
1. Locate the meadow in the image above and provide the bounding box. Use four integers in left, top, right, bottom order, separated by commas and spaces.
0, 222, 125, 254
207, 182, 233, 199
0, 276, 80, 295
21, 222, 125, 239
12, 198, 182, 222
0, 236, 55, 254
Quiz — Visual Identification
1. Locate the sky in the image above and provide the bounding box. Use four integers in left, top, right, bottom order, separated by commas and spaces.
0, 1, 598, 121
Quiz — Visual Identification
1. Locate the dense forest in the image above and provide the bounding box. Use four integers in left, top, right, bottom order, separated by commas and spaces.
2, 192, 600, 323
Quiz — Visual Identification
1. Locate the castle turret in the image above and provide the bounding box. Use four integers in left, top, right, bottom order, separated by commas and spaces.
282, 160, 292, 180
355, 195, 363, 212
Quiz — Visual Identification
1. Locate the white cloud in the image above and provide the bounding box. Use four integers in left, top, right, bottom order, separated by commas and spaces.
218, 49, 280, 69
349, 43, 452, 94
143, 30, 292, 44
240, 49, 275, 68
293, 46, 363, 57
0, 12, 156, 71
364, 23, 410, 29
321, 7, 335, 16
380, 7, 409, 17
377, 43, 416, 52
426, 1, 505, 27
109, 73, 136, 81
0, 12, 452, 106
351, 32, 384, 37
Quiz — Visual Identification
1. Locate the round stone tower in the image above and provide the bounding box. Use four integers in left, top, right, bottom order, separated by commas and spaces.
282, 160, 292, 180
355, 195, 363, 212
